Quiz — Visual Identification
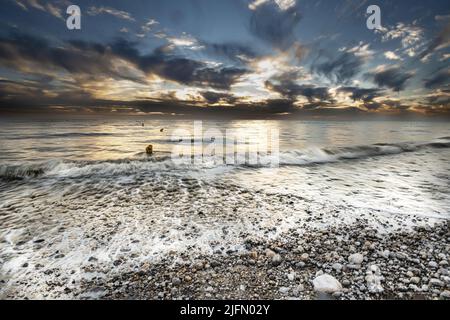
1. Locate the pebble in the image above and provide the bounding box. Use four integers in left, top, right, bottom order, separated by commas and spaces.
272, 254, 282, 266
279, 287, 290, 295
348, 253, 364, 265
313, 274, 343, 294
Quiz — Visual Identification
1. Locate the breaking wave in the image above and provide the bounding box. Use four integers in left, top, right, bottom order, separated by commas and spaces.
1, 138, 449, 180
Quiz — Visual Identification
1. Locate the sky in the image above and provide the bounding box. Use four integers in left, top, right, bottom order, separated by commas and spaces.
0, 0, 449, 118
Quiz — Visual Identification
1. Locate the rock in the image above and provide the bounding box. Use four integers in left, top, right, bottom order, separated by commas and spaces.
348, 253, 364, 265
300, 253, 309, 261
396, 252, 408, 260
292, 284, 304, 297
272, 254, 282, 266
332, 263, 343, 272
172, 277, 181, 286
342, 279, 351, 287
429, 279, 444, 287
287, 272, 296, 281
410, 277, 421, 284
146, 145, 153, 155
265, 249, 276, 258
428, 261, 438, 268
380, 250, 390, 259
313, 274, 343, 294
279, 287, 290, 295
365, 265, 384, 293
248, 251, 258, 260
440, 291, 450, 299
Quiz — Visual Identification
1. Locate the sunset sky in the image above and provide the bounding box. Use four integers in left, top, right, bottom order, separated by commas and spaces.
0, 0, 449, 118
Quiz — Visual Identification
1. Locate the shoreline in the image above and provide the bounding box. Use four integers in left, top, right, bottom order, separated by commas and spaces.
71, 221, 450, 300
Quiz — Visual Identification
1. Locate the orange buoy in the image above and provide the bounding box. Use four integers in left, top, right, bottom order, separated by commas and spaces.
146, 144, 153, 155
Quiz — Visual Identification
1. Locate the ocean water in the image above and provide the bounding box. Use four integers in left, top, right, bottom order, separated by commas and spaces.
0, 118, 450, 298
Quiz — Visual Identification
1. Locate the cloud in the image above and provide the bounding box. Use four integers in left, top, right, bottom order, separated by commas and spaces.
313, 51, 365, 84
109, 39, 248, 90
0, 32, 249, 91
265, 80, 332, 102
337, 86, 383, 102
424, 69, 450, 89
366, 65, 414, 91
13, 0, 64, 20
249, 0, 296, 11
87, 6, 135, 21
203, 42, 257, 63
136, 19, 159, 37
379, 23, 424, 48
249, 0, 301, 50
0, 33, 146, 84
419, 22, 450, 60
435, 15, 450, 22
384, 51, 401, 61
200, 91, 239, 104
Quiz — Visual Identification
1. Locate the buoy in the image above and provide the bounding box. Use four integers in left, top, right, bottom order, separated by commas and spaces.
146, 144, 153, 155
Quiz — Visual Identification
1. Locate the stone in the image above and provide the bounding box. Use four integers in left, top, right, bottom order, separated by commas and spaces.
279, 287, 290, 295
300, 253, 309, 261
365, 265, 384, 293
313, 274, 343, 294
272, 254, 282, 266
332, 263, 343, 272
429, 279, 444, 287
380, 250, 390, 259
265, 249, 276, 258
440, 291, 450, 299
348, 253, 364, 265
410, 277, 421, 284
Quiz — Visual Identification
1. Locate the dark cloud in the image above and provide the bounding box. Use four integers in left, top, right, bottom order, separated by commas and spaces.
424, 69, 450, 89
200, 91, 238, 104
249, 2, 301, 50
203, 42, 257, 63
337, 87, 383, 102
419, 22, 450, 60
103, 39, 248, 90
312, 51, 364, 84
0, 33, 249, 90
367, 66, 414, 92
265, 80, 332, 103
0, 33, 145, 83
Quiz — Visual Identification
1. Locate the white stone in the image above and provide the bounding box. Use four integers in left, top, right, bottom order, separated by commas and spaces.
287, 272, 296, 281
332, 263, 343, 271
365, 265, 384, 293
348, 253, 364, 265
380, 250, 390, 259
279, 287, 290, 295
313, 274, 342, 294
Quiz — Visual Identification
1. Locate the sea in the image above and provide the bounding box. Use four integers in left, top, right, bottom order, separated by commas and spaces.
0, 118, 449, 298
